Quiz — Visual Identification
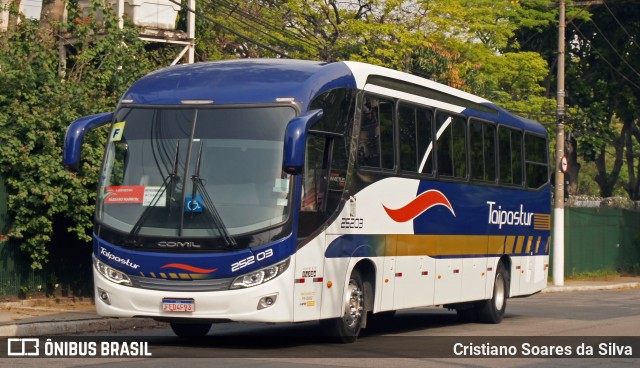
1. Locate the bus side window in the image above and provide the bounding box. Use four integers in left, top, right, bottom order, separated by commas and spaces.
470, 119, 497, 182
499, 127, 523, 186
436, 112, 467, 178
524, 134, 549, 189
399, 103, 434, 174
301, 135, 329, 212
299, 135, 347, 239
358, 96, 394, 169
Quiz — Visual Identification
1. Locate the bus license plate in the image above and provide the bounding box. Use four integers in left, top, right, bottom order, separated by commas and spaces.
162, 298, 195, 313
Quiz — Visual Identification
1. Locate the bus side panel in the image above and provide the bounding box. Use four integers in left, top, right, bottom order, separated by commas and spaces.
320, 234, 352, 320
379, 238, 396, 312
486, 256, 502, 298
293, 236, 325, 322
510, 256, 523, 296
433, 257, 463, 305
461, 256, 488, 302
511, 258, 547, 297
394, 237, 436, 309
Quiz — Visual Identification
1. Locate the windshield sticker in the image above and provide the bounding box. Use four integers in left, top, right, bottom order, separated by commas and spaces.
104, 186, 144, 204
143, 186, 166, 207
277, 198, 288, 206
273, 178, 289, 193
185, 194, 204, 213
110, 122, 126, 142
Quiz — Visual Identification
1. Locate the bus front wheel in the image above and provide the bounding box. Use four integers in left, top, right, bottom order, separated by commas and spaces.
477, 262, 509, 323
170, 322, 212, 337
321, 269, 365, 343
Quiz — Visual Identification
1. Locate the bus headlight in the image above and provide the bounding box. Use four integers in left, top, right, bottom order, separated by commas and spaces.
230, 258, 290, 289
94, 257, 132, 286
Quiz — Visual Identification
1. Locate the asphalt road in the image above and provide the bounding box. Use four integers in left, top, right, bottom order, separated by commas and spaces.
3, 288, 639, 367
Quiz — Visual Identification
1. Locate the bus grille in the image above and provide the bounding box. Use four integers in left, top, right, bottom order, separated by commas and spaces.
129, 275, 233, 292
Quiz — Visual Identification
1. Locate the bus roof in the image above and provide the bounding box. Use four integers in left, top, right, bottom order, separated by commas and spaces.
121, 59, 546, 135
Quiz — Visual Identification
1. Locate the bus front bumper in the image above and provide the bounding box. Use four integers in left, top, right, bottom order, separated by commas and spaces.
92, 262, 296, 323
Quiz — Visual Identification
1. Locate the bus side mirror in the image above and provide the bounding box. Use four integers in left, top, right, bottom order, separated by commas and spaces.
63, 112, 114, 172
282, 109, 323, 175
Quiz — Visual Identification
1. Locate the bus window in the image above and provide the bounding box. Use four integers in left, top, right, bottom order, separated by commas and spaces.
308, 88, 356, 134
399, 103, 433, 174
499, 127, 523, 186
299, 135, 347, 238
301, 135, 329, 212
358, 96, 394, 169
436, 111, 467, 179
470, 119, 496, 182
525, 134, 549, 189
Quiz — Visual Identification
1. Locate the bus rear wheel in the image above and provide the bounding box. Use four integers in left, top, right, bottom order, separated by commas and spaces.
321, 269, 365, 343
170, 322, 212, 337
477, 262, 509, 323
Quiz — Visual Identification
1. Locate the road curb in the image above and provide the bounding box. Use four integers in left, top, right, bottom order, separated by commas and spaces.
0, 317, 166, 337
542, 282, 640, 293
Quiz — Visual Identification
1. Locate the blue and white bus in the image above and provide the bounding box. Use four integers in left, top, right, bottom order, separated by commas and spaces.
63, 59, 550, 342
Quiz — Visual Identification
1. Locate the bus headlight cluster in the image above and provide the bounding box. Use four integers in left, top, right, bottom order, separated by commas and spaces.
230, 258, 290, 289
94, 257, 132, 286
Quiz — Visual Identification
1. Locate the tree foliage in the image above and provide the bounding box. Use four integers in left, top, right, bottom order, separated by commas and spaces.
0, 4, 156, 268
561, 2, 640, 198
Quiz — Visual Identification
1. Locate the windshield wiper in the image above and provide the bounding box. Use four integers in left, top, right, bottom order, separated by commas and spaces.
188, 143, 236, 247
127, 142, 181, 244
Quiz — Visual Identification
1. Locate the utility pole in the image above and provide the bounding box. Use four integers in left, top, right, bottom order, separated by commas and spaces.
553, 0, 566, 287
187, 0, 195, 63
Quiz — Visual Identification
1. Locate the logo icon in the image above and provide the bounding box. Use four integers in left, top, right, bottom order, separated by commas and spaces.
7, 338, 40, 356
383, 189, 455, 222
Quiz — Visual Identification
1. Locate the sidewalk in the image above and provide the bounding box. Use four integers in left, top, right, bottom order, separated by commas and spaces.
0, 298, 165, 336
1, 277, 639, 337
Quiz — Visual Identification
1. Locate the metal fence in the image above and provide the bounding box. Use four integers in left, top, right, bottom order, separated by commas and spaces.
0, 271, 46, 297
549, 201, 640, 275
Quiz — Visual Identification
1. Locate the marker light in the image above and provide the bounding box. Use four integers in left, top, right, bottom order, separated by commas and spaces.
93, 256, 133, 286
230, 258, 290, 289
180, 100, 214, 105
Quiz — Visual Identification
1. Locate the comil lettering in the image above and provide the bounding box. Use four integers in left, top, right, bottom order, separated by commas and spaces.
487, 201, 534, 229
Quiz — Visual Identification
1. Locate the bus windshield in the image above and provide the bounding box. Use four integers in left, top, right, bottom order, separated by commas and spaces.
96, 106, 296, 244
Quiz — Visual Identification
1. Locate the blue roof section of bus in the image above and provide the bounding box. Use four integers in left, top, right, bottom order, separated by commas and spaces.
470, 104, 547, 136
121, 58, 546, 135
121, 59, 357, 109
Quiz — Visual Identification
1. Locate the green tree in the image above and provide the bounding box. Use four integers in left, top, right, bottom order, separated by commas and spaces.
0, 4, 156, 269
565, 2, 640, 198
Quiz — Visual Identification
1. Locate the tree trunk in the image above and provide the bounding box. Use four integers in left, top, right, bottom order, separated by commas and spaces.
39, 0, 65, 45
594, 114, 627, 198
566, 134, 580, 195
628, 118, 640, 200
7, 0, 22, 31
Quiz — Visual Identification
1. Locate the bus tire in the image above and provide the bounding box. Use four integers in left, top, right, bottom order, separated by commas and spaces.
321, 269, 365, 343
477, 262, 509, 324
170, 322, 212, 337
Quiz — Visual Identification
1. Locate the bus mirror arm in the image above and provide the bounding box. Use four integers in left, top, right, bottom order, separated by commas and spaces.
282, 109, 323, 175
63, 112, 114, 172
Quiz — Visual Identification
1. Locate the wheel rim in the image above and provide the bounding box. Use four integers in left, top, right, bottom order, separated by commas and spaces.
495, 273, 505, 311
343, 280, 363, 329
